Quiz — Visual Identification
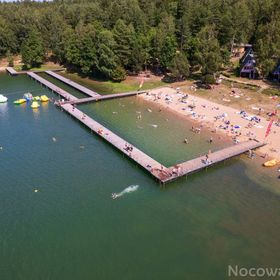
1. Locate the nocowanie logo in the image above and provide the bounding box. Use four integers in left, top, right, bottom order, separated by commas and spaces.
228, 265, 280, 278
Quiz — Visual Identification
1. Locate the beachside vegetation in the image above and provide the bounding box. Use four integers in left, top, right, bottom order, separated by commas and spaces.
0, 0, 279, 82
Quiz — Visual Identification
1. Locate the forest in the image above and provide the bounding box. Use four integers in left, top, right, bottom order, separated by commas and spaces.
0, 0, 279, 82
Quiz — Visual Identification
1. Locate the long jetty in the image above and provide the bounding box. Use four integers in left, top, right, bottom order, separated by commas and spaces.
60, 102, 265, 182
61, 103, 166, 180
24, 70, 265, 183
163, 140, 265, 183
27, 72, 78, 101
45, 71, 100, 97
61, 90, 147, 105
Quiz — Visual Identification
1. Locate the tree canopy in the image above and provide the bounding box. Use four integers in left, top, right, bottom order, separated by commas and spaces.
0, 0, 279, 81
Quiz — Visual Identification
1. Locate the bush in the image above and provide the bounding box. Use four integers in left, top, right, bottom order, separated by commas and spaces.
111, 66, 126, 82
202, 74, 216, 84
8, 56, 14, 67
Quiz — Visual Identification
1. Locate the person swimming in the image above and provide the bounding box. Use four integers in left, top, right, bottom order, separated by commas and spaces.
111, 193, 119, 199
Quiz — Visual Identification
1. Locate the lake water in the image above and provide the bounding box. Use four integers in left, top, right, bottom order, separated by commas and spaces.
1, 73, 280, 280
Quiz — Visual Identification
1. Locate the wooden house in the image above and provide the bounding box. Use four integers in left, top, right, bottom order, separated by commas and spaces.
271, 60, 280, 82
239, 47, 258, 79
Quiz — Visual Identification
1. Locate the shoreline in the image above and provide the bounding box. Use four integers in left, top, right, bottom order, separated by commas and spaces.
140, 87, 280, 161
139, 95, 233, 146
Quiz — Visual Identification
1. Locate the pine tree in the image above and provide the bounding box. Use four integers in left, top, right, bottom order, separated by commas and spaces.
21, 30, 45, 68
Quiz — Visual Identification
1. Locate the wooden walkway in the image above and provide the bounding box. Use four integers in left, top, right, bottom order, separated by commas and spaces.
61, 103, 166, 180
61, 90, 147, 105
162, 140, 265, 183
27, 72, 78, 101
6, 67, 64, 76
6, 67, 18, 75
24, 69, 265, 183
59, 102, 265, 183
45, 71, 100, 97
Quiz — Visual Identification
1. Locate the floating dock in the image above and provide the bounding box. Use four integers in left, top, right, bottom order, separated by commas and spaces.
27, 72, 78, 101
45, 71, 100, 97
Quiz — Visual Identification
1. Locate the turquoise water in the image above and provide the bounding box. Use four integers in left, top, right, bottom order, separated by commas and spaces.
1, 73, 280, 280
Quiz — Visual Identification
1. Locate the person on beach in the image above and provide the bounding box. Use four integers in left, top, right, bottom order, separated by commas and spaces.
209, 137, 213, 144
184, 138, 189, 144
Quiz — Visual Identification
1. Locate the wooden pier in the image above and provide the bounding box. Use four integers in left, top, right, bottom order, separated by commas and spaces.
61, 90, 147, 105
24, 70, 265, 183
6, 67, 64, 76
45, 71, 100, 97
27, 72, 78, 101
162, 140, 265, 183
61, 103, 166, 180
60, 102, 265, 183
6, 67, 18, 75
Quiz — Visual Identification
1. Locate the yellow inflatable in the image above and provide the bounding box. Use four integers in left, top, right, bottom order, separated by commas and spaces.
31, 101, 40, 109
14, 99, 26, 105
263, 159, 278, 167
33, 96, 41, 101
40, 95, 49, 102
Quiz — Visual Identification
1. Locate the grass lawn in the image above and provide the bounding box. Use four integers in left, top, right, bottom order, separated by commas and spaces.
59, 72, 166, 94
222, 79, 260, 91
14, 64, 63, 72
262, 88, 280, 96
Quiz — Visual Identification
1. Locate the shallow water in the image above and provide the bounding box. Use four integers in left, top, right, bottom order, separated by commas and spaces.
80, 97, 232, 166
0, 73, 280, 280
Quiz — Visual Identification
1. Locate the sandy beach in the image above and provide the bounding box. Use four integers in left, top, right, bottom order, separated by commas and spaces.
140, 87, 280, 161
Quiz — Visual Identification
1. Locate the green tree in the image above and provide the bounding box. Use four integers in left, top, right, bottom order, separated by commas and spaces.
64, 24, 97, 75
113, 19, 135, 68
150, 14, 177, 69
21, 30, 45, 68
0, 18, 17, 56
96, 30, 121, 80
169, 51, 189, 80
255, 18, 280, 77
193, 25, 222, 82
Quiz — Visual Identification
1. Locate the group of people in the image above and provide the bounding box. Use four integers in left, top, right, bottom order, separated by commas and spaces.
191, 126, 201, 134
124, 143, 134, 153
